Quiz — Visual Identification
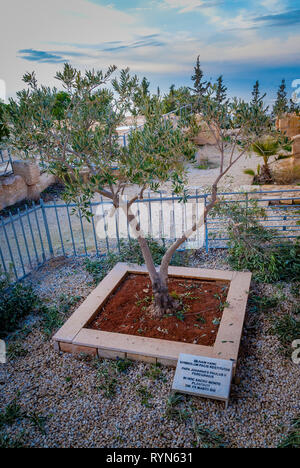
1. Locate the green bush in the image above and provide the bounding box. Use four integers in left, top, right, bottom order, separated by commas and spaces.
85, 238, 187, 283
270, 315, 300, 348
212, 201, 300, 283
0, 274, 39, 338
228, 238, 300, 283
40, 294, 81, 337
0, 264, 82, 339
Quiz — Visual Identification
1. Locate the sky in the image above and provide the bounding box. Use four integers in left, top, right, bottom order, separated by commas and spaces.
1, 0, 300, 105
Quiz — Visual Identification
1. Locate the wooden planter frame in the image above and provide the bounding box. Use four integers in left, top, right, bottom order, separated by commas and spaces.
53, 263, 251, 371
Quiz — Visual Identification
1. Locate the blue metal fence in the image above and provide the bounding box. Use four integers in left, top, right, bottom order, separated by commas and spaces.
0, 189, 299, 282
0, 148, 13, 176
206, 189, 300, 248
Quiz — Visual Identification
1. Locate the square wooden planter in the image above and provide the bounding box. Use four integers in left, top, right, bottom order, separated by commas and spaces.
53, 263, 251, 372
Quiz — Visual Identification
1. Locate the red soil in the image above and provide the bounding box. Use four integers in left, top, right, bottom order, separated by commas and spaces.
88, 274, 229, 346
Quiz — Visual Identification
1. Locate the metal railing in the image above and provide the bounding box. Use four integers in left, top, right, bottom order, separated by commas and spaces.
206, 189, 300, 248
0, 189, 299, 282
0, 148, 13, 176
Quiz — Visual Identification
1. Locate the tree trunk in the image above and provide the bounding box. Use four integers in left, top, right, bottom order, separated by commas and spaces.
151, 273, 180, 318
261, 162, 273, 183
131, 191, 216, 319
136, 236, 180, 318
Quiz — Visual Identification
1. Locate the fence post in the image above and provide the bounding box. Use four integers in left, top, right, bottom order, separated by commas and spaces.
245, 192, 249, 230
204, 195, 209, 253
40, 199, 54, 257
8, 148, 12, 166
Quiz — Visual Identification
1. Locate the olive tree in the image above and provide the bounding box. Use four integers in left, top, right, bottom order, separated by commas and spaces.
5, 65, 271, 317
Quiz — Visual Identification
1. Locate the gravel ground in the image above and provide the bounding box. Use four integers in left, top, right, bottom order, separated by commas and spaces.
0, 253, 299, 448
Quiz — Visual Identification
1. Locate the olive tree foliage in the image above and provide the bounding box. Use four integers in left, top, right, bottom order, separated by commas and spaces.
5, 66, 272, 317
5, 64, 196, 317
162, 85, 192, 114
0, 100, 9, 143
190, 84, 273, 225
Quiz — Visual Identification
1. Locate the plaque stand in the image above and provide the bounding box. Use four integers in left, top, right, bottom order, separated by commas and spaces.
172, 353, 234, 409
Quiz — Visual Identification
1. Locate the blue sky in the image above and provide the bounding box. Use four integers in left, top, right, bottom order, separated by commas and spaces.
1, 0, 300, 105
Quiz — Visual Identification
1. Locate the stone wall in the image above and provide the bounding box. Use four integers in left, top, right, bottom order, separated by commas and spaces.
292, 134, 300, 170
191, 114, 217, 146
0, 160, 57, 211
276, 114, 300, 138
276, 114, 300, 173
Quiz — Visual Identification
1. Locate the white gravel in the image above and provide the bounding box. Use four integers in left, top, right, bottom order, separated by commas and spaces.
0, 253, 299, 448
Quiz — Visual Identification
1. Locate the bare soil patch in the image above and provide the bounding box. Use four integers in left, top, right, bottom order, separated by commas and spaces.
89, 273, 229, 346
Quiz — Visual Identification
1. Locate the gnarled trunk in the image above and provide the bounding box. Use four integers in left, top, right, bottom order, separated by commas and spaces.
135, 198, 210, 319
151, 273, 180, 318
136, 236, 180, 318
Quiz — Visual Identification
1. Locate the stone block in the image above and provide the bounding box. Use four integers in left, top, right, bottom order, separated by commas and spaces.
97, 349, 126, 360
12, 160, 40, 186
1, 175, 28, 207
277, 115, 300, 138
59, 342, 97, 356
191, 115, 219, 146
127, 353, 157, 364
292, 134, 300, 159
26, 185, 41, 202
27, 173, 57, 201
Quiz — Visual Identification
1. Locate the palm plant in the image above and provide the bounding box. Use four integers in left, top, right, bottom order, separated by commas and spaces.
249, 138, 281, 183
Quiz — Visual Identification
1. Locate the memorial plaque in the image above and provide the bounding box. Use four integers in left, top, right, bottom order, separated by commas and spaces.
172, 354, 233, 407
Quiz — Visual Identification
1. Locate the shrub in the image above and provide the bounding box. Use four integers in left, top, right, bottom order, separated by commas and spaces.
40, 295, 82, 337
270, 315, 300, 349
0, 433, 26, 449
212, 201, 300, 283
192, 423, 228, 448
0, 400, 23, 429
0, 269, 39, 338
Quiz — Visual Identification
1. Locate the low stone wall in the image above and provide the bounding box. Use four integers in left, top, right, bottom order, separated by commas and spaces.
0, 160, 57, 211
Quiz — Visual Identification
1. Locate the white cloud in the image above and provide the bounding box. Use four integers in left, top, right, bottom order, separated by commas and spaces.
161, 0, 208, 13
260, 0, 283, 12
1, 0, 299, 98
206, 11, 255, 30
63, 30, 300, 73
199, 34, 300, 64
1, 0, 158, 96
